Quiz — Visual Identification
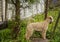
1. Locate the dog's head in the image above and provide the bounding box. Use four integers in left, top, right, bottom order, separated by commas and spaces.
47, 16, 53, 24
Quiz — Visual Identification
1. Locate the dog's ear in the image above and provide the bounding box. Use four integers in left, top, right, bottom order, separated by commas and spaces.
48, 16, 53, 23
47, 16, 53, 20
46, 16, 53, 24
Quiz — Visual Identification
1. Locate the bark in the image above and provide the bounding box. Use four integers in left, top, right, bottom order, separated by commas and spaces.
44, 0, 48, 20
11, 0, 20, 39
15, 0, 20, 23
1, 0, 3, 21
5, 0, 8, 21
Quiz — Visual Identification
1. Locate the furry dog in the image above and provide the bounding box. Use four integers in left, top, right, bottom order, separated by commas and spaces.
25, 16, 53, 40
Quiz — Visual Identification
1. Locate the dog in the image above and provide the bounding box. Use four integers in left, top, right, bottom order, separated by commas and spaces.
25, 16, 53, 40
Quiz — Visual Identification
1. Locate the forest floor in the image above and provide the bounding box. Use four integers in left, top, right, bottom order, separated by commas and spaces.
31, 38, 49, 42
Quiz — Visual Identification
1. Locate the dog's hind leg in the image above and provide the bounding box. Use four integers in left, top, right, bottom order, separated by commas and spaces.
25, 28, 34, 40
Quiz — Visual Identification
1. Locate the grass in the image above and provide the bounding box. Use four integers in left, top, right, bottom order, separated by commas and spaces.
0, 9, 60, 42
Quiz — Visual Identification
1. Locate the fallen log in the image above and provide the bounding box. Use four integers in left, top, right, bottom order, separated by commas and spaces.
0, 21, 8, 30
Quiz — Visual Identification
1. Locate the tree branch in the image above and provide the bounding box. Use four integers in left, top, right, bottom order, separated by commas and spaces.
11, 0, 16, 6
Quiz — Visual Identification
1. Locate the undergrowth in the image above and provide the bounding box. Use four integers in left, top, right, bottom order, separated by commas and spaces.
0, 9, 60, 42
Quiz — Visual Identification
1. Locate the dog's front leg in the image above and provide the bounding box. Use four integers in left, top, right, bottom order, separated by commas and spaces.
41, 31, 46, 39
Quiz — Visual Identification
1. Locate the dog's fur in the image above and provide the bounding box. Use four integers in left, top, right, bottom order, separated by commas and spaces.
25, 16, 53, 40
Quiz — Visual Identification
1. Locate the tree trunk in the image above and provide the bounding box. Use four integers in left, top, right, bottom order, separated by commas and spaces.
1, 0, 3, 22
12, 0, 20, 39
44, 0, 48, 20
5, 0, 8, 21
36, 3, 38, 14
12, 7, 15, 20
52, 11, 60, 38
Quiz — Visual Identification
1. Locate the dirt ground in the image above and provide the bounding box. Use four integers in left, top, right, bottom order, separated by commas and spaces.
31, 38, 49, 42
